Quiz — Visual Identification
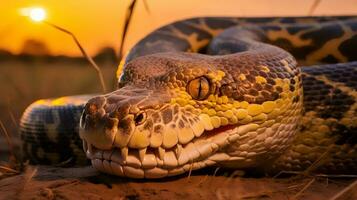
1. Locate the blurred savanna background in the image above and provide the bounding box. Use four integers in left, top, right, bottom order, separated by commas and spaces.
0, 0, 357, 168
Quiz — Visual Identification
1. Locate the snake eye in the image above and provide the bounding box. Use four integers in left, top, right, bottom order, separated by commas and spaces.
134, 112, 146, 125
187, 76, 210, 100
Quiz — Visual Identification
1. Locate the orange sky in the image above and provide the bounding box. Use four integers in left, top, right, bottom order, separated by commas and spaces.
1, 0, 356, 57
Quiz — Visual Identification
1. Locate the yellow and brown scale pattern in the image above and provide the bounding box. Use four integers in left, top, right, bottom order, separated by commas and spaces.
272, 62, 357, 173
20, 95, 93, 165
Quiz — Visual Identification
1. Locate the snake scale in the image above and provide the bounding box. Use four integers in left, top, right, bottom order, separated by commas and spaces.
20, 16, 357, 178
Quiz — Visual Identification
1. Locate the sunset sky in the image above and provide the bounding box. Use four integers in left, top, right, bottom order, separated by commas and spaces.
1, 0, 356, 57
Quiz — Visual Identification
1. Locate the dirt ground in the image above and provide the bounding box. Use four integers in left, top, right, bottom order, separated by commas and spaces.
0, 165, 356, 200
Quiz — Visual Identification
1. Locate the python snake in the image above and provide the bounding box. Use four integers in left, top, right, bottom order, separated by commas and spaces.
20, 16, 357, 178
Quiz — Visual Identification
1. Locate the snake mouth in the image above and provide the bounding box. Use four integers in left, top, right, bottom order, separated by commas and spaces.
82, 123, 252, 178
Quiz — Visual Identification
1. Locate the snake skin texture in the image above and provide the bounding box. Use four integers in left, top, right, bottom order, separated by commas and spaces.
20, 95, 93, 165
20, 16, 357, 178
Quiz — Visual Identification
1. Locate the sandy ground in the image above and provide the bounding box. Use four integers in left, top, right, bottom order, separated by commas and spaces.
1, 165, 356, 200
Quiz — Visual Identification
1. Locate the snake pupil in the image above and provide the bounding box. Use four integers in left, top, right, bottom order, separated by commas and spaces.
187, 76, 210, 100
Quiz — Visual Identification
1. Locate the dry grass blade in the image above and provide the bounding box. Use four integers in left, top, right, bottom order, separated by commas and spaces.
287, 183, 308, 190
118, 0, 150, 61
7, 106, 18, 132
194, 174, 209, 186
0, 165, 20, 174
302, 146, 333, 176
213, 167, 220, 177
223, 170, 244, 185
273, 170, 289, 178
43, 21, 107, 93
118, 0, 138, 61
116, 55, 127, 78
207, 167, 220, 186
292, 178, 315, 200
308, 0, 322, 15
329, 179, 357, 200
54, 157, 74, 167
274, 171, 357, 179
316, 174, 357, 178
0, 119, 16, 163
186, 162, 193, 180
142, 0, 151, 14
22, 167, 38, 190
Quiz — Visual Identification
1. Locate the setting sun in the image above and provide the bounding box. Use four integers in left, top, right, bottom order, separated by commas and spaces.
29, 7, 46, 22
20, 7, 47, 22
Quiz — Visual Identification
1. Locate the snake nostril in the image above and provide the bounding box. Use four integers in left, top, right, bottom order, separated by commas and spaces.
134, 111, 146, 125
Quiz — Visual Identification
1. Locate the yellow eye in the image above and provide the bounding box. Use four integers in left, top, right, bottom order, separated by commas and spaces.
187, 76, 210, 100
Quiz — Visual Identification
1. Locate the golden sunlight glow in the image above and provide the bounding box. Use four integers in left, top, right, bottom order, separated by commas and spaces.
29, 7, 46, 22
20, 7, 47, 22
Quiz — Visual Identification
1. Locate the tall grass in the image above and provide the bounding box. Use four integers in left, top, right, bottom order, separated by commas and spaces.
118, 0, 150, 61
308, 0, 322, 15
43, 21, 108, 93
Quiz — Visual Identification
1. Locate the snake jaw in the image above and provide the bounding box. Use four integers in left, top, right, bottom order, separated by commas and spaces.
81, 113, 271, 178
82, 124, 236, 178
80, 96, 265, 178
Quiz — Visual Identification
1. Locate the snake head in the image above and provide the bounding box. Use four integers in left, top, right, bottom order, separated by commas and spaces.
80, 52, 302, 178
79, 85, 172, 149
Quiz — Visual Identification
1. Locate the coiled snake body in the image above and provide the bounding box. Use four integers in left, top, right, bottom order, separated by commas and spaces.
20, 16, 357, 178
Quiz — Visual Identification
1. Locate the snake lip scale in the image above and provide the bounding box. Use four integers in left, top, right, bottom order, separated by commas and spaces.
82, 125, 235, 178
